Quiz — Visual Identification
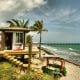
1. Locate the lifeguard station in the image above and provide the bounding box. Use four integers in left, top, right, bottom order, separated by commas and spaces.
0, 27, 39, 72
0, 27, 31, 50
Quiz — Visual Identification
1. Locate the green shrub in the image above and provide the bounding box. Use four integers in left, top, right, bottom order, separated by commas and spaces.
49, 63, 61, 69
48, 63, 67, 76
42, 66, 53, 75
42, 65, 67, 77
53, 69, 63, 77
60, 67, 67, 76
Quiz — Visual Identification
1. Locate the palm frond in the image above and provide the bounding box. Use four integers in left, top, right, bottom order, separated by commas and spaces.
26, 35, 32, 43
42, 28, 48, 31
6, 20, 15, 27
7, 19, 30, 28
33, 20, 43, 30
33, 26, 39, 30
11, 19, 20, 27
23, 19, 29, 28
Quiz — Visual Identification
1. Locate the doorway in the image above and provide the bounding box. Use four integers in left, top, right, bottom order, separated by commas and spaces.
5, 32, 13, 50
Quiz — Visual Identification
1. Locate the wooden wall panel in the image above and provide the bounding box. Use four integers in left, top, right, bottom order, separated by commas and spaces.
0, 31, 5, 50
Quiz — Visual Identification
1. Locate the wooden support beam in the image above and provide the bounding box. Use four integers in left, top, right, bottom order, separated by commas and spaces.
23, 32, 26, 50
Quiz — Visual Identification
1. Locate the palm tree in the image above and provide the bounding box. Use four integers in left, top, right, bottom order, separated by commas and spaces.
32, 20, 47, 58
26, 35, 32, 70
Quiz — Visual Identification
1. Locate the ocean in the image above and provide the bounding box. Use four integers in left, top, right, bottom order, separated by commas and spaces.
41, 43, 80, 66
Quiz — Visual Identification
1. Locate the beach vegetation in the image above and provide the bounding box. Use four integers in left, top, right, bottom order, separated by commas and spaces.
42, 66, 53, 75
0, 62, 53, 80
42, 64, 67, 80
26, 35, 32, 70
48, 63, 67, 76
18, 71, 53, 80
49, 63, 61, 68
60, 67, 67, 76
0, 62, 16, 80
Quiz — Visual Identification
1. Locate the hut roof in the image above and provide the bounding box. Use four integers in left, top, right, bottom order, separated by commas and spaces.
0, 27, 32, 32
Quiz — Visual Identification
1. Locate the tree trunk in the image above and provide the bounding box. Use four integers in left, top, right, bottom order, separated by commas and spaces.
21, 32, 25, 63
39, 32, 42, 58
28, 43, 32, 70
23, 32, 25, 50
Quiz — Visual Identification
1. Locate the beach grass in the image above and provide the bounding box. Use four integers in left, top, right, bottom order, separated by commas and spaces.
0, 62, 53, 80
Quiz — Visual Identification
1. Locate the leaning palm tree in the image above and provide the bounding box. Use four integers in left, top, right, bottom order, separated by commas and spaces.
26, 35, 32, 70
32, 20, 47, 58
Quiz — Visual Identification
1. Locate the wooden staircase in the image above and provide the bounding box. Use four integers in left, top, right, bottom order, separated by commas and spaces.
3, 54, 28, 72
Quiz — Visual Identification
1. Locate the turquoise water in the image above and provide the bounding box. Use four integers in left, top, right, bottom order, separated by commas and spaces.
42, 43, 80, 65
45, 44, 80, 54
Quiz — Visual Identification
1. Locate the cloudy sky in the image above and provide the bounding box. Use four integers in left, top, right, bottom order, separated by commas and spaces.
0, 0, 80, 43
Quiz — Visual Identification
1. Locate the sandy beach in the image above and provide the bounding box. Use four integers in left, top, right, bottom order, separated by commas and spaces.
41, 49, 80, 80
61, 61, 80, 80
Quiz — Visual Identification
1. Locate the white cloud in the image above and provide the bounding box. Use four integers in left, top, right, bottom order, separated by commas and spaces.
44, 8, 80, 24
24, 0, 47, 11
0, 0, 47, 22
0, 22, 9, 27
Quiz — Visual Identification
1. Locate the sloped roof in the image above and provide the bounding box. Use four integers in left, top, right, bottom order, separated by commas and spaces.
0, 27, 32, 32
0, 27, 48, 32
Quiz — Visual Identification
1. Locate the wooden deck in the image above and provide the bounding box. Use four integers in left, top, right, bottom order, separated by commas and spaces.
0, 50, 39, 55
